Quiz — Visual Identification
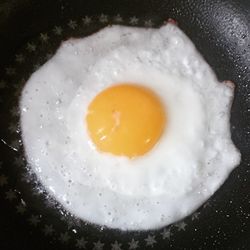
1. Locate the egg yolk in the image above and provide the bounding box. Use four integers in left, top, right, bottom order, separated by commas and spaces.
86, 84, 166, 158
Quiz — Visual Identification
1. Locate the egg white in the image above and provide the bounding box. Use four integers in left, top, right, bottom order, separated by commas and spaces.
20, 24, 241, 230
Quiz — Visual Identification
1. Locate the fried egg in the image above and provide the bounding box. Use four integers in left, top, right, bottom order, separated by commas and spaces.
20, 23, 241, 230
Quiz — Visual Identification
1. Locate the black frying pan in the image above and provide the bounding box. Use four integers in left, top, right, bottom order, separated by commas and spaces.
0, 0, 250, 249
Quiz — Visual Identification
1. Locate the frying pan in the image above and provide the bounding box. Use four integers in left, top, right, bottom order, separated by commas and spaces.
0, 0, 250, 249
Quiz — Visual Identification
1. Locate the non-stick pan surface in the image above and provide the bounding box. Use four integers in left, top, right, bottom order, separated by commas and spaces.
0, 0, 250, 249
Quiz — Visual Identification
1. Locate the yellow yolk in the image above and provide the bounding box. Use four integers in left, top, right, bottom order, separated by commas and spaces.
86, 84, 166, 158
